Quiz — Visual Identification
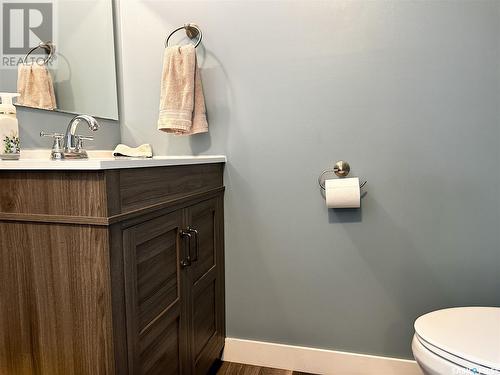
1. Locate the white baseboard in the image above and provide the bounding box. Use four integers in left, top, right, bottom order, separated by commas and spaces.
222, 338, 423, 375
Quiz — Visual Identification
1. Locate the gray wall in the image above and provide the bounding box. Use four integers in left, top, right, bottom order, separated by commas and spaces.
118, 0, 500, 358
16, 107, 120, 149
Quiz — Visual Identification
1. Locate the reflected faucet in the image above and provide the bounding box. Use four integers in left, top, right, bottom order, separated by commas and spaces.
63, 115, 99, 159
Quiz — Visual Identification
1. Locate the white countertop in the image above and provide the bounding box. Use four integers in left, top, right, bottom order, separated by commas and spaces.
0, 150, 226, 170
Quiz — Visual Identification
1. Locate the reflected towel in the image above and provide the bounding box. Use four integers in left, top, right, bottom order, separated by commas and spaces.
157, 44, 208, 135
17, 64, 57, 110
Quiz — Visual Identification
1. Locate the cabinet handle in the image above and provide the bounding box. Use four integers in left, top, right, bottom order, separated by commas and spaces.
180, 230, 192, 267
187, 227, 199, 262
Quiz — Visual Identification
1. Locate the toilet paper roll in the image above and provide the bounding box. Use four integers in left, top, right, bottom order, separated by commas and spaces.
325, 177, 360, 208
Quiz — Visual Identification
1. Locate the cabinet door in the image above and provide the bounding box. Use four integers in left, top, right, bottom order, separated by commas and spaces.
123, 211, 189, 375
185, 197, 225, 375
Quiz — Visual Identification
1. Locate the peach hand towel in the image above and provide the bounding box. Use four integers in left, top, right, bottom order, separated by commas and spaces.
17, 64, 57, 110
158, 44, 208, 135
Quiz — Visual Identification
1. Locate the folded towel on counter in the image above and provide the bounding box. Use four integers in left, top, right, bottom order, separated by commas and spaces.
113, 144, 153, 158
17, 64, 57, 110
157, 44, 208, 135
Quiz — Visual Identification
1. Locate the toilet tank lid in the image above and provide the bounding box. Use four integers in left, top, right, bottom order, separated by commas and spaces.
414, 307, 500, 370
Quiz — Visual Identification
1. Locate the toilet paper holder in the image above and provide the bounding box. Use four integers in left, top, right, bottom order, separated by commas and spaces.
318, 160, 367, 190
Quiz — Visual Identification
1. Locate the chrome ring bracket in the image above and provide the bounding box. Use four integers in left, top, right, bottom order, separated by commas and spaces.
165, 23, 203, 48
23, 41, 55, 65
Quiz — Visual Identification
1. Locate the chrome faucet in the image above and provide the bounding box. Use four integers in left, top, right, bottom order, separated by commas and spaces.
63, 115, 99, 159
41, 114, 99, 160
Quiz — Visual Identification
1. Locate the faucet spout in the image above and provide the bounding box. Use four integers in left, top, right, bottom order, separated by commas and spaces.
63, 115, 99, 158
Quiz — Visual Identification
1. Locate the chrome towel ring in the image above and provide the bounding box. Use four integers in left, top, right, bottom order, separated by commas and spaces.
165, 23, 202, 48
22, 41, 55, 65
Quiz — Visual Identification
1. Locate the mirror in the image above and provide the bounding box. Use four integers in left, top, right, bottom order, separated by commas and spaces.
0, 0, 119, 120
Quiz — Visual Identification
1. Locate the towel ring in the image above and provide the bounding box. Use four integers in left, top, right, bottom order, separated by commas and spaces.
22, 41, 55, 65
165, 23, 202, 48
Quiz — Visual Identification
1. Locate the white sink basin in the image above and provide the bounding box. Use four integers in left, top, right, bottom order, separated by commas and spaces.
0, 150, 226, 170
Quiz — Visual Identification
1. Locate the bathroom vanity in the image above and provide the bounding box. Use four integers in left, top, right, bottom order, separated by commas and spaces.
0, 155, 226, 375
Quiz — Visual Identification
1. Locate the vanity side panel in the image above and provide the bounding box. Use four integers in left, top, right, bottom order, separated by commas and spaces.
0, 171, 108, 218
108, 223, 130, 375
0, 221, 115, 375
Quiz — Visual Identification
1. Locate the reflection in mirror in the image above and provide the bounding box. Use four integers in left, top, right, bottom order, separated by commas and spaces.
1, 0, 119, 120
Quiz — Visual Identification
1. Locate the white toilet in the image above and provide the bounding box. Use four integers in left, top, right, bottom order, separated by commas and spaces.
412, 307, 500, 375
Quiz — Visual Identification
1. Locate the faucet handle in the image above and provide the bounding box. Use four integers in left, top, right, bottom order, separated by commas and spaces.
75, 135, 94, 150
40, 131, 64, 139
75, 135, 94, 141
40, 131, 64, 160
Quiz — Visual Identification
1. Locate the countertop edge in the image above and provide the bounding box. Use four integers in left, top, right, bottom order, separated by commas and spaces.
0, 155, 227, 170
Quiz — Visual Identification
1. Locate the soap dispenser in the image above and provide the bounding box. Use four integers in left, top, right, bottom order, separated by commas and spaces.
0, 93, 21, 160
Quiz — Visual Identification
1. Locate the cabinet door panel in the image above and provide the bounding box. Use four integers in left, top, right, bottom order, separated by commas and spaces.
139, 310, 181, 375
193, 279, 217, 357
186, 197, 225, 375
191, 204, 216, 283
123, 211, 188, 375
136, 229, 178, 329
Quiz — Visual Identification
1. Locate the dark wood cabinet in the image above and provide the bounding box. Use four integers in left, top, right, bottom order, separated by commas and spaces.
186, 198, 225, 375
123, 211, 188, 375
0, 163, 225, 375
